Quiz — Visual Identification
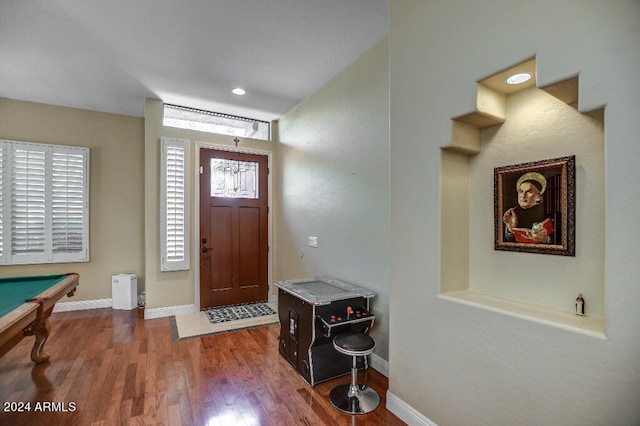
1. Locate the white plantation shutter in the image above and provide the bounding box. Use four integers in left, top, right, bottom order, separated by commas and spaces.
52, 148, 88, 259
166, 147, 185, 260
161, 138, 190, 271
0, 140, 89, 265
11, 144, 46, 260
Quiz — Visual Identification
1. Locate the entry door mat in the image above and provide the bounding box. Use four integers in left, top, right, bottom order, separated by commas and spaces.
170, 302, 278, 341
205, 301, 277, 323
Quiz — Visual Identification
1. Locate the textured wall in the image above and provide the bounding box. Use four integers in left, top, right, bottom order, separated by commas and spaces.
276, 36, 390, 359
389, 1, 640, 424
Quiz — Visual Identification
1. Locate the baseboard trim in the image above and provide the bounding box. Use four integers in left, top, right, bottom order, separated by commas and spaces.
144, 304, 196, 319
52, 298, 112, 312
370, 353, 389, 377
52, 297, 198, 319
386, 391, 438, 426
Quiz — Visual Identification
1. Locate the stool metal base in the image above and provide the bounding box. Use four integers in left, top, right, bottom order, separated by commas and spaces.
329, 383, 380, 415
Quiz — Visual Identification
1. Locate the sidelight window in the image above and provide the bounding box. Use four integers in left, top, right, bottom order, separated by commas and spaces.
160, 137, 190, 271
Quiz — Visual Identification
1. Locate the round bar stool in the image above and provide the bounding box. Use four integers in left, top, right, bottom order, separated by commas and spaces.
329, 331, 380, 414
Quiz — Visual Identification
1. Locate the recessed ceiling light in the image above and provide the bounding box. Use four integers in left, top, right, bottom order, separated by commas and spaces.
232, 87, 246, 96
506, 72, 532, 85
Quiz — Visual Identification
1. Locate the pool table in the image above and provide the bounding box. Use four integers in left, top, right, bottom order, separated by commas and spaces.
0, 273, 79, 364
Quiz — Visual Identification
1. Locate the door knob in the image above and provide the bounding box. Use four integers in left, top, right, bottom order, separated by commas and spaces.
201, 247, 210, 253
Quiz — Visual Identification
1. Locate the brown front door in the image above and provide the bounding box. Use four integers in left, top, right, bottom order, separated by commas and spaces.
199, 149, 269, 309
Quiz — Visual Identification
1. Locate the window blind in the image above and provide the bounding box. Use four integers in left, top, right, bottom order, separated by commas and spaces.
161, 138, 190, 271
166, 146, 185, 261
0, 140, 89, 265
11, 145, 47, 258
52, 150, 86, 254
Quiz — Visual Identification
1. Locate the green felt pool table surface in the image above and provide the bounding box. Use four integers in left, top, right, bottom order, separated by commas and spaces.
0, 273, 79, 363
0, 275, 74, 317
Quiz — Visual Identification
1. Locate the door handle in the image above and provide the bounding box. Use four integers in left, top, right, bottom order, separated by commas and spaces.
201, 247, 210, 253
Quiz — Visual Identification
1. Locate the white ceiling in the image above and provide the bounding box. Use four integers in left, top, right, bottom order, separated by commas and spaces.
0, 1, 388, 121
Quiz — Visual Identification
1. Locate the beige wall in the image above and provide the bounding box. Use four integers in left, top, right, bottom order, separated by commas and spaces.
0, 97, 144, 301
276, 36, 390, 360
143, 99, 276, 311
389, 1, 640, 425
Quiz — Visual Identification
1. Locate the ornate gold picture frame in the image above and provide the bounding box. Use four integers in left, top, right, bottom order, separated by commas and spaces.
494, 156, 575, 256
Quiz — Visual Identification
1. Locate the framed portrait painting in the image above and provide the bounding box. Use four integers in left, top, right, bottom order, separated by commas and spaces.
494, 156, 575, 256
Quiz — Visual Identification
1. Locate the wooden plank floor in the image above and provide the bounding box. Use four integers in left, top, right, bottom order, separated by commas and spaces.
0, 308, 405, 425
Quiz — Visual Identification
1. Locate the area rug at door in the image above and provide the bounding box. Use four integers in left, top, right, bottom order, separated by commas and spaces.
170, 301, 278, 341
205, 301, 276, 323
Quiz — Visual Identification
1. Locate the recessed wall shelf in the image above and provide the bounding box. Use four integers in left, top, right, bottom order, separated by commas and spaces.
439, 290, 605, 339
440, 57, 605, 337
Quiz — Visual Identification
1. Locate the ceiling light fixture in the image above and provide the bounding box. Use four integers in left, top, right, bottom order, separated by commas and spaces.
232, 87, 246, 95
506, 72, 532, 85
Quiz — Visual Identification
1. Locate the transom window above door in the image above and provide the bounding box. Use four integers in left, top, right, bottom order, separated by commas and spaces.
163, 104, 270, 141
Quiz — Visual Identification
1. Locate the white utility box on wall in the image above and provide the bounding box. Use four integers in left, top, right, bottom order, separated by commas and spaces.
112, 274, 138, 310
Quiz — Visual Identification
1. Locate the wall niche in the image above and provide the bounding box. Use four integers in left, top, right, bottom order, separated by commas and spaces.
439, 57, 605, 337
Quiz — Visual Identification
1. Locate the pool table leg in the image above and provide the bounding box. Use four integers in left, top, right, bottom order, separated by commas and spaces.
24, 317, 51, 364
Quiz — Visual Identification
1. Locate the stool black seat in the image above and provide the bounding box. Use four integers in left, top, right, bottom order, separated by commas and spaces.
329, 331, 380, 414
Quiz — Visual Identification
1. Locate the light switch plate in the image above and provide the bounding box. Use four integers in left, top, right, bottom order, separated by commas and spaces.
308, 236, 318, 247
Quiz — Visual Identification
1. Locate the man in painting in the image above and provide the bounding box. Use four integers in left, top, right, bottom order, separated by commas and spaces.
502, 172, 553, 243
